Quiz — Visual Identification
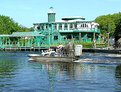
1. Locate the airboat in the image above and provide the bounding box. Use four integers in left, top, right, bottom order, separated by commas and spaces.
28, 42, 82, 62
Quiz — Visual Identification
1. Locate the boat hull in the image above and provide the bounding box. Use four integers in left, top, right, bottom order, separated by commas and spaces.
28, 54, 76, 62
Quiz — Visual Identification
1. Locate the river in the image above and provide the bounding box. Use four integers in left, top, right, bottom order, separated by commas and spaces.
0, 52, 121, 92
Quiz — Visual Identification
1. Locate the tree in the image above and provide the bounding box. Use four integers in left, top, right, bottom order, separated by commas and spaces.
95, 14, 116, 37
114, 16, 121, 48
0, 15, 30, 34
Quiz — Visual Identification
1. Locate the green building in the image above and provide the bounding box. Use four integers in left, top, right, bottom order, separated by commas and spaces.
0, 7, 100, 48
33, 7, 100, 46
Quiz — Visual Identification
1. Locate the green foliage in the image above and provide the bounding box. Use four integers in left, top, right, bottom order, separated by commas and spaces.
114, 16, 121, 37
0, 15, 30, 34
114, 16, 121, 48
95, 12, 121, 37
80, 42, 93, 48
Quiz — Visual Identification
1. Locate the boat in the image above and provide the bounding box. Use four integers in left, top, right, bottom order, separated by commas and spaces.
28, 42, 82, 62
28, 50, 77, 62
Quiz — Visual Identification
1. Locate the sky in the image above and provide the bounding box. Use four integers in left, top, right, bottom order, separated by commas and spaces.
0, 0, 121, 28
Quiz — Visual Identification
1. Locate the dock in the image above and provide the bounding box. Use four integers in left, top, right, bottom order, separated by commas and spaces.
0, 46, 121, 54
0, 47, 49, 51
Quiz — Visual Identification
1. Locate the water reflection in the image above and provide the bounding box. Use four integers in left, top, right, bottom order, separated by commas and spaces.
46, 62, 81, 92
115, 64, 121, 78
40, 62, 83, 79
115, 65, 121, 91
0, 59, 18, 91
0, 52, 121, 92
0, 60, 17, 77
0, 52, 27, 92
30, 61, 98, 92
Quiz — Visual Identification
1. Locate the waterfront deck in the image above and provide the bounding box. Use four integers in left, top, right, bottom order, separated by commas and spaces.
0, 46, 121, 54
0, 47, 49, 51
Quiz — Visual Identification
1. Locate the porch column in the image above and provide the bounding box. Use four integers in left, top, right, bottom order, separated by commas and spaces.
62, 24, 64, 30
79, 33, 82, 41
44, 24, 46, 30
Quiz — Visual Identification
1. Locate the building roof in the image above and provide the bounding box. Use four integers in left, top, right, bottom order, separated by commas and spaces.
62, 16, 85, 21
11, 31, 44, 37
0, 31, 44, 37
48, 7, 55, 13
33, 20, 93, 25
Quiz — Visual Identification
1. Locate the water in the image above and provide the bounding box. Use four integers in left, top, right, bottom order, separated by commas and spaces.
0, 52, 121, 92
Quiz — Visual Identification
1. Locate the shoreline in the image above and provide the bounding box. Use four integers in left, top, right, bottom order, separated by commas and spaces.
83, 48, 121, 54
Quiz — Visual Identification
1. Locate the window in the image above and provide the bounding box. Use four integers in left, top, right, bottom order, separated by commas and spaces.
49, 24, 51, 28
54, 35, 58, 40
86, 24, 88, 28
41, 25, 44, 30
64, 23, 68, 30
83, 24, 85, 27
59, 24, 62, 30
70, 23, 73, 29
85, 24, 86, 27
67, 34, 72, 39
80, 24, 84, 28
74, 23, 77, 29
37, 26, 40, 30
54, 24, 57, 30
46, 24, 48, 29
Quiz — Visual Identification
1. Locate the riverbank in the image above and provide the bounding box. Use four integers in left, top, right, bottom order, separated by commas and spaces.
0, 47, 121, 54
0, 47, 48, 51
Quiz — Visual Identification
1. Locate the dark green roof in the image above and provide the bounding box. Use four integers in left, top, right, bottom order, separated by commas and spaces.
0, 32, 44, 37
62, 16, 85, 21
11, 32, 44, 37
